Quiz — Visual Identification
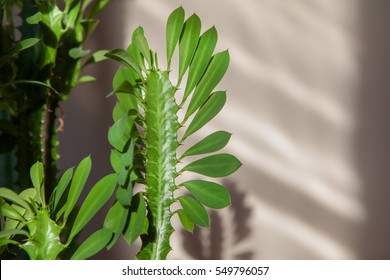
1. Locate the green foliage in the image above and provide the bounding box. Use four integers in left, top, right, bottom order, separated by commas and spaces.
183, 26, 217, 103
181, 131, 231, 158
122, 192, 146, 247
178, 196, 209, 228
166, 7, 185, 69
177, 209, 194, 233
67, 174, 116, 242
0, 0, 112, 195
103, 201, 127, 249
106, 7, 241, 260
63, 156, 92, 222
183, 91, 227, 140
0, 0, 118, 260
180, 180, 231, 209
1, 4, 241, 261
0, 157, 117, 260
178, 14, 201, 83
0, 38, 40, 67
70, 228, 112, 260
182, 154, 241, 177
30, 161, 44, 206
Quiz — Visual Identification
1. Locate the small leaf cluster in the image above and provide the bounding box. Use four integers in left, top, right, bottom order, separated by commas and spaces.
0, 157, 116, 260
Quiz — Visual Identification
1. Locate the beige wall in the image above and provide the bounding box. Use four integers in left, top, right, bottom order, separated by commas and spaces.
58, 0, 390, 259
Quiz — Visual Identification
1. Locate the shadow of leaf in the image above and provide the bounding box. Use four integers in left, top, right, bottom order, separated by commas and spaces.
181, 180, 254, 259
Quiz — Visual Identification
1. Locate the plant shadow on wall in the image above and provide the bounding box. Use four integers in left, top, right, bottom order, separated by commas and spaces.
180, 180, 253, 259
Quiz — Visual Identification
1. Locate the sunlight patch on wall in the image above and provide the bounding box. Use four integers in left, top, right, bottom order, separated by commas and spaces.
228, 45, 355, 131
252, 197, 357, 259
210, 107, 366, 223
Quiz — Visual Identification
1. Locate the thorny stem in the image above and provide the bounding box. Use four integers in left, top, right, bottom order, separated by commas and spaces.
43, 92, 59, 204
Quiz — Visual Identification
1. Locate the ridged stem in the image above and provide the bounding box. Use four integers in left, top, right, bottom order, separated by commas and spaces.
138, 71, 179, 260
42, 93, 59, 203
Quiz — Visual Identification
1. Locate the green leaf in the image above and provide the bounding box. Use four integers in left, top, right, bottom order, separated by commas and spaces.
109, 82, 136, 101
0, 238, 20, 247
88, 0, 112, 18
55, 205, 66, 222
123, 192, 147, 246
64, 156, 92, 222
113, 82, 136, 98
52, 167, 73, 213
177, 209, 194, 233
0, 188, 31, 211
183, 91, 226, 140
166, 6, 185, 68
129, 27, 148, 70
182, 153, 241, 177
105, 49, 141, 76
181, 180, 231, 209
181, 131, 231, 158
8, 80, 60, 95
127, 42, 146, 73
0, 229, 29, 239
26, 12, 42, 24
117, 168, 128, 186
70, 229, 112, 260
81, 19, 99, 37
178, 196, 209, 227
68, 174, 116, 243
185, 50, 230, 120
108, 114, 129, 144
83, 50, 109, 67
69, 47, 90, 59
0, 200, 25, 222
110, 149, 122, 173
116, 183, 133, 207
19, 188, 38, 203
112, 67, 138, 91
65, 1, 80, 29
116, 92, 139, 112
11, 38, 41, 54
103, 201, 128, 249
40, 5, 64, 43
4, 188, 36, 231
134, 29, 151, 67
178, 14, 201, 83
78, 75, 96, 83
104, 203, 127, 232
183, 27, 218, 103
108, 124, 132, 153
121, 139, 135, 168
30, 161, 44, 205
141, 217, 149, 235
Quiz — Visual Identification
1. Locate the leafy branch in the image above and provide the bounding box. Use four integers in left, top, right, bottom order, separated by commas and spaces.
106, 7, 241, 260
0, 157, 116, 260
